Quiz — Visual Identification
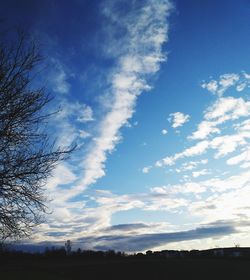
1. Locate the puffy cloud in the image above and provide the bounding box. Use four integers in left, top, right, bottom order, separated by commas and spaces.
205, 97, 250, 121
169, 112, 190, 128
201, 170, 250, 193
210, 134, 249, 158
192, 169, 209, 178
201, 73, 239, 96
190, 97, 250, 140
226, 148, 250, 165
201, 80, 218, 94
201, 72, 250, 96
162, 129, 168, 135
190, 121, 220, 140
142, 166, 152, 174
181, 159, 208, 171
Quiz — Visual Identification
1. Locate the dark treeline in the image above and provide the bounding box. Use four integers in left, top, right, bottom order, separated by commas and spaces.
1, 247, 125, 261
1, 245, 250, 261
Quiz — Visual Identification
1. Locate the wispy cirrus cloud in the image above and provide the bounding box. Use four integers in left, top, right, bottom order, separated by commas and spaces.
75, 0, 173, 191
49, 58, 71, 94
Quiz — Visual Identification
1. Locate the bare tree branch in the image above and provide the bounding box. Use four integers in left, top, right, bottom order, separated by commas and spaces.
0, 31, 74, 241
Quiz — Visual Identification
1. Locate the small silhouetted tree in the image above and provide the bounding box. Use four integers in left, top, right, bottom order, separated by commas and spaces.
65, 240, 72, 255
0, 31, 74, 240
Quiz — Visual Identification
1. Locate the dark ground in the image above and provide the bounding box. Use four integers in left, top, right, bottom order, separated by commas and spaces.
1, 258, 250, 280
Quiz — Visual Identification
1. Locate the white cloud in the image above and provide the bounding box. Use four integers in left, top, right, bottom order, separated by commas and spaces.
75, 0, 172, 190
202, 72, 250, 97
202, 170, 250, 193
210, 134, 248, 158
192, 169, 209, 178
156, 81, 250, 168
205, 97, 250, 121
57, 100, 94, 123
79, 130, 91, 139
244, 72, 250, 80
40, 1, 172, 209
50, 59, 71, 94
190, 97, 250, 140
77, 105, 94, 123
143, 196, 188, 211
151, 182, 206, 195
46, 164, 77, 191
188, 170, 250, 225
142, 166, 152, 174
37, 16, 250, 249
226, 148, 250, 165
156, 127, 250, 168
169, 112, 190, 128
190, 121, 220, 140
181, 140, 210, 157
234, 119, 250, 132
156, 140, 210, 167
52, 99, 94, 147
201, 80, 218, 94
181, 159, 208, 171
236, 83, 247, 92
162, 129, 168, 135
218, 73, 239, 94
53, 70, 70, 94
240, 162, 250, 169
202, 73, 239, 96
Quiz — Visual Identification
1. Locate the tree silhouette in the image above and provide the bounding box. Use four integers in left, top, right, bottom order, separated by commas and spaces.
65, 240, 72, 255
0, 30, 74, 240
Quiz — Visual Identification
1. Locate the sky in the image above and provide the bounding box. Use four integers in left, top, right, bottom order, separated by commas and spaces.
2, 0, 250, 252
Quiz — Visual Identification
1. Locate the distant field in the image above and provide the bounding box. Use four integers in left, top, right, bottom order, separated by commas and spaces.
1, 258, 250, 280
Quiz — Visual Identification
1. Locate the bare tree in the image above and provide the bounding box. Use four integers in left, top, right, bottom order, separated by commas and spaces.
65, 240, 72, 255
0, 31, 74, 240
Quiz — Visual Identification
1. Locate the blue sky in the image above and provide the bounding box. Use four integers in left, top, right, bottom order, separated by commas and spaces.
3, 0, 250, 252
